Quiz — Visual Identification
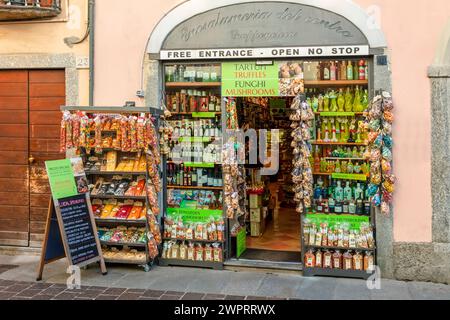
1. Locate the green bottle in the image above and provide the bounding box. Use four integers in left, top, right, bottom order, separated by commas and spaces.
353, 86, 361, 112
345, 87, 353, 112
361, 89, 369, 111
337, 89, 345, 112
329, 90, 338, 112
323, 93, 330, 112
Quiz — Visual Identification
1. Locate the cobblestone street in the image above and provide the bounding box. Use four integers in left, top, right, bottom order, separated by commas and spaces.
1, 254, 450, 300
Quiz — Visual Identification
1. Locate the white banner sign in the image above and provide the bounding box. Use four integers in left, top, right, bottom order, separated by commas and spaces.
160, 45, 369, 60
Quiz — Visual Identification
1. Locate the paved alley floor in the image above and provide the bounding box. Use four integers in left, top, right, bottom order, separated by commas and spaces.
1, 254, 450, 300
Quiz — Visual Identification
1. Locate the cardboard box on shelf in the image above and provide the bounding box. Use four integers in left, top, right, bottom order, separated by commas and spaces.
250, 220, 266, 237
249, 194, 262, 209
250, 208, 262, 222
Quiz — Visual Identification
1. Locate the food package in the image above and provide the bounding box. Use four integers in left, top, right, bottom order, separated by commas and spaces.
106, 151, 117, 172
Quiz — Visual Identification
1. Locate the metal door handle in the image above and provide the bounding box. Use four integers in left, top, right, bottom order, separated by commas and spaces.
28, 155, 36, 164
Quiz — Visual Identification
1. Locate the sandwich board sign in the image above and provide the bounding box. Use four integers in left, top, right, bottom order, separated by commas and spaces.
37, 158, 107, 281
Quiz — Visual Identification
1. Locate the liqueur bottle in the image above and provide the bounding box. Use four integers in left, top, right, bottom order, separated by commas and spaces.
359, 60, 366, 80
323, 62, 330, 81
330, 61, 337, 81
347, 61, 354, 80
340, 61, 347, 80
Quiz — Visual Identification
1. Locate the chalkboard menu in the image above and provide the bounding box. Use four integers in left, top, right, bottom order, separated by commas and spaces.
37, 158, 107, 281
58, 194, 99, 265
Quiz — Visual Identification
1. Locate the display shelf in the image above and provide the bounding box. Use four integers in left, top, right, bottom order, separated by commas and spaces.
86, 171, 146, 176
312, 172, 369, 181
304, 80, 369, 87
101, 241, 147, 248
165, 82, 221, 88
323, 157, 366, 161
167, 161, 217, 168
61, 106, 163, 115
95, 218, 147, 226
171, 112, 221, 118
313, 172, 332, 176
163, 238, 225, 244
178, 137, 217, 143
303, 267, 374, 280
307, 212, 371, 218
159, 258, 224, 270
90, 195, 147, 201
311, 141, 368, 146
314, 112, 365, 117
167, 185, 223, 191
304, 244, 376, 252
104, 258, 149, 265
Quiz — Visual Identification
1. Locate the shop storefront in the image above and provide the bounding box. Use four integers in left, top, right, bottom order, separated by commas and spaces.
146, 0, 394, 278
53, 0, 399, 279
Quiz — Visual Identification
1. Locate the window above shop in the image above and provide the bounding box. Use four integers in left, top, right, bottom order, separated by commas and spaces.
0, 0, 61, 22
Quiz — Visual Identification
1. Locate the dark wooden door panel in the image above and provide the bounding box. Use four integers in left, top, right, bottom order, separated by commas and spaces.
0, 97, 28, 110
28, 70, 65, 248
0, 138, 27, 152
30, 97, 65, 111
0, 70, 29, 247
0, 111, 27, 124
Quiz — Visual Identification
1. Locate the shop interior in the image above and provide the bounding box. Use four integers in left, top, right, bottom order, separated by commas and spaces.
234, 96, 302, 263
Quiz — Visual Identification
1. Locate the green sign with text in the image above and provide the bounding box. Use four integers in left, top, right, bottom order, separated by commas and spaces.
167, 208, 223, 223
222, 62, 279, 97
236, 228, 247, 258
45, 159, 78, 201
306, 214, 370, 230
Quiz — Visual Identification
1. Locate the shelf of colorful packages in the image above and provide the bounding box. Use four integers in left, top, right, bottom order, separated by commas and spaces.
159, 63, 227, 269
298, 59, 379, 279
60, 107, 163, 272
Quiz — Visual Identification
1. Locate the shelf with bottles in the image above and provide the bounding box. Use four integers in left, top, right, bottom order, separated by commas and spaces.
167, 164, 223, 189
166, 118, 223, 141
170, 112, 222, 118
165, 82, 221, 88
303, 59, 370, 83
166, 90, 222, 114
167, 185, 223, 191
167, 189, 223, 211
165, 63, 222, 84
304, 80, 368, 87
312, 177, 372, 216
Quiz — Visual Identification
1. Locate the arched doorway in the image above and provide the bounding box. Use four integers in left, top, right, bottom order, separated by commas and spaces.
144, 0, 394, 277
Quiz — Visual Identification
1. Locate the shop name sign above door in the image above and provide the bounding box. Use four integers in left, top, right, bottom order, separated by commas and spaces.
160, 45, 368, 60
159, 2, 369, 52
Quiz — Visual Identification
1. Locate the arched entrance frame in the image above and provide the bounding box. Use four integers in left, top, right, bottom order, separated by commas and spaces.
143, 0, 395, 279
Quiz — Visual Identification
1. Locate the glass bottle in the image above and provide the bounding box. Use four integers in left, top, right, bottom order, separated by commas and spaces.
340, 61, 347, 80
347, 61, 354, 80
330, 61, 337, 81
323, 62, 330, 81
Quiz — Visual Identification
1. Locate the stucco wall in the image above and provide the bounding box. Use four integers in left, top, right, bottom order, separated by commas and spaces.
0, 0, 90, 105
93, 0, 450, 243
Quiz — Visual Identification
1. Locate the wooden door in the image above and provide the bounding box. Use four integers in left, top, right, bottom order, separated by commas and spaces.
28, 70, 66, 247
0, 71, 30, 247
0, 69, 65, 247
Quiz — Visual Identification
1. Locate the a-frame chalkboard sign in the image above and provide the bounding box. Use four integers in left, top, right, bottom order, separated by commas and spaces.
37, 159, 107, 281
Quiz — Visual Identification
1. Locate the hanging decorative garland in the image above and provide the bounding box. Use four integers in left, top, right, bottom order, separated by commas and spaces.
290, 95, 315, 214
365, 91, 396, 216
